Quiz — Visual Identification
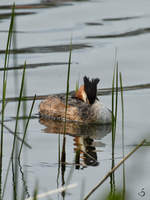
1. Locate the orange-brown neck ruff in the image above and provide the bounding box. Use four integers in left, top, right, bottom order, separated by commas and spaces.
75, 85, 87, 103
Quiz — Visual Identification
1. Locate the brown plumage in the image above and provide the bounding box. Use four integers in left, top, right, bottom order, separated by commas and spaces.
39, 76, 112, 124
39, 95, 84, 122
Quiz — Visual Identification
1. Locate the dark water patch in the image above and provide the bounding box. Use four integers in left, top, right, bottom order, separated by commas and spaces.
0, 43, 91, 54
86, 27, 150, 39
97, 83, 150, 96
1, 82, 150, 104
0, 0, 88, 10
0, 12, 35, 22
1, 114, 38, 123
102, 15, 141, 22
0, 95, 48, 103
0, 62, 69, 71
10, 115, 38, 121
85, 22, 103, 26
0, 30, 26, 33
0, 2, 67, 10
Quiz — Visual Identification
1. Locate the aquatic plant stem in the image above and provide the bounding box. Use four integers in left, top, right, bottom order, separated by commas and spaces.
111, 63, 119, 194
114, 63, 118, 133
5, 62, 26, 200
120, 73, 124, 156
120, 72, 126, 199
83, 139, 146, 200
0, 4, 15, 199
18, 95, 36, 159
11, 61, 26, 159
60, 39, 72, 191
63, 38, 72, 134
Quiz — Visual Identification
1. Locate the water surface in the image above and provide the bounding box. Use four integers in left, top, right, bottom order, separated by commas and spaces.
1, 0, 150, 199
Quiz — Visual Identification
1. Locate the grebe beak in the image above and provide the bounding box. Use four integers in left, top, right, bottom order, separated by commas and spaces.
75, 85, 88, 103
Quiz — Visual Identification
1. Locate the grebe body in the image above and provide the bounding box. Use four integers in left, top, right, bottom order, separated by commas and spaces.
39, 77, 112, 124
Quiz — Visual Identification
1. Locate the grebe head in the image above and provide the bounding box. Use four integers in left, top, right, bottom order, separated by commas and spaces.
75, 85, 87, 103
75, 76, 100, 104
83, 76, 100, 105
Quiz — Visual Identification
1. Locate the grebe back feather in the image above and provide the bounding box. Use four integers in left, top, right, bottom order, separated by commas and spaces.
39, 76, 112, 124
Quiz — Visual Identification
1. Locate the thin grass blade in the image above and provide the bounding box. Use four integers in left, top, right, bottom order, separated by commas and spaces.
120, 72, 126, 199
11, 61, 26, 158
0, 4, 15, 197
18, 95, 36, 159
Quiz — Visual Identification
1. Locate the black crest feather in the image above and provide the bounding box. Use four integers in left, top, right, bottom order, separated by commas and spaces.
83, 76, 100, 105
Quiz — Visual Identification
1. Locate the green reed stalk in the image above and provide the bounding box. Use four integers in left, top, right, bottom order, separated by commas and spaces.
112, 63, 118, 150
11, 62, 26, 200
11, 62, 26, 158
0, 4, 15, 199
2, 65, 29, 200
64, 39, 72, 134
56, 134, 61, 188
111, 60, 119, 195
18, 95, 36, 159
60, 40, 72, 192
61, 40, 72, 161
119, 72, 126, 200
119, 73, 124, 155
111, 67, 115, 194
114, 63, 118, 131
20, 70, 27, 200
12, 10, 20, 200
111, 67, 115, 148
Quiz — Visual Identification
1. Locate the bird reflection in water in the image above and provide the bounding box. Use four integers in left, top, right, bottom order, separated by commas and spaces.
39, 118, 111, 199
74, 136, 98, 169
39, 118, 111, 169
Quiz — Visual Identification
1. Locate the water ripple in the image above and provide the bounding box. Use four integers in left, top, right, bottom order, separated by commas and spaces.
0, 43, 92, 54
86, 27, 150, 39
102, 15, 141, 22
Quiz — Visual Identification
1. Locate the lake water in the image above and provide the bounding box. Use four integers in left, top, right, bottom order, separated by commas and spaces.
1, 0, 150, 199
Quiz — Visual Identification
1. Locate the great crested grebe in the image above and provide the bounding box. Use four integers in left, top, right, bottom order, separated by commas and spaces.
39, 76, 112, 124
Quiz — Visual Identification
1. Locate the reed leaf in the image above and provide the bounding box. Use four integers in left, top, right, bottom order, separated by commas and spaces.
18, 95, 36, 159
0, 4, 15, 198
61, 39, 72, 168
11, 61, 26, 158
64, 39, 72, 133
120, 72, 124, 153
119, 72, 126, 199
